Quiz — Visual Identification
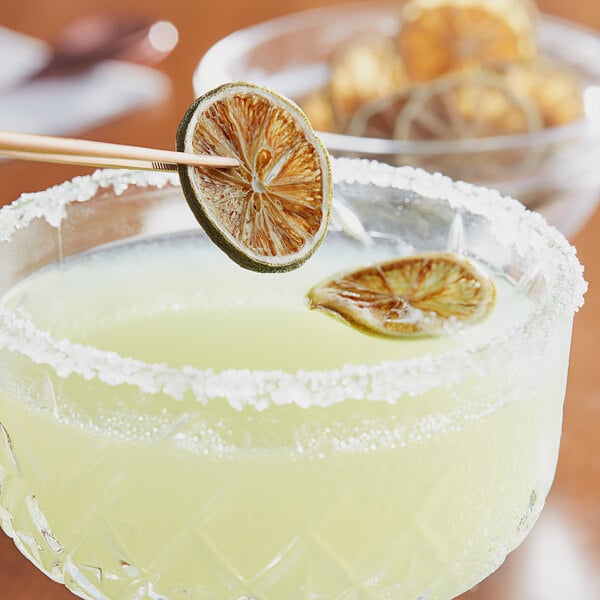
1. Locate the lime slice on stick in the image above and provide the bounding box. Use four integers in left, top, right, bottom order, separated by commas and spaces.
177, 82, 332, 273
308, 252, 497, 337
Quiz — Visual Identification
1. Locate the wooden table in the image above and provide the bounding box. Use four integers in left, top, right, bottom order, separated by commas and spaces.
0, 1, 598, 598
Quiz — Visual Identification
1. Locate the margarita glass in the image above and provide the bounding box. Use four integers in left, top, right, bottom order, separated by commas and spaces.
0, 159, 585, 599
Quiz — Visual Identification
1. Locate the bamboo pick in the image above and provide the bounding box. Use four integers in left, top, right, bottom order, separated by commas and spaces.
0, 130, 239, 170
0, 148, 178, 171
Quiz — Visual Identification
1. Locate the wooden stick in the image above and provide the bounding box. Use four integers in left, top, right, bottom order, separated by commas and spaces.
0, 148, 178, 171
0, 130, 239, 169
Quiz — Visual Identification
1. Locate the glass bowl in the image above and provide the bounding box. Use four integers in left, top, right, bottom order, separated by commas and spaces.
193, 1, 600, 238
0, 159, 585, 599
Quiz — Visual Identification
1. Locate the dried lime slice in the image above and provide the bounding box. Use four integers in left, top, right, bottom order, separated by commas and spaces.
501, 59, 584, 127
346, 88, 415, 139
395, 71, 542, 140
308, 252, 496, 337
177, 82, 332, 273
300, 87, 336, 133
328, 34, 407, 129
398, 0, 537, 82
393, 70, 542, 180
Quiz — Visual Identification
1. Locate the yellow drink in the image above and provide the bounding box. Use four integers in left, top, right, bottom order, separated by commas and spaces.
0, 162, 585, 599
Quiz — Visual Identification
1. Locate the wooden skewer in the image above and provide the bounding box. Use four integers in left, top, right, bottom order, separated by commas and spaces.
1, 148, 179, 171
0, 130, 239, 170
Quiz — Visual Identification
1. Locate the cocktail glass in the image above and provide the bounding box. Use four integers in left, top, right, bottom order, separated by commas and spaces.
0, 158, 586, 599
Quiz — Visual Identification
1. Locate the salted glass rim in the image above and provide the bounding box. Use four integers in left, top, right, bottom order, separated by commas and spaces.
0, 159, 586, 411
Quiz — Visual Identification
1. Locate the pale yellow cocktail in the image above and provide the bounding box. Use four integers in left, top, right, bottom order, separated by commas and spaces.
0, 160, 585, 599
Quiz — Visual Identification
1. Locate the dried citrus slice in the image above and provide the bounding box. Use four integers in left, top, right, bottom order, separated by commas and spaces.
398, 0, 537, 82
346, 88, 415, 139
328, 35, 407, 129
393, 70, 542, 179
395, 71, 541, 139
177, 82, 332, 273
300, 87, 336, 133
501, 60, 584, 127
308, 252, 496, 337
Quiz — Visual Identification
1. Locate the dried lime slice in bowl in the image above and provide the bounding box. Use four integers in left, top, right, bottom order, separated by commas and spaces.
328, 34, 408, 130
392, 70, 543, 180
177, 82, 332, 273
398, 0, 538, 82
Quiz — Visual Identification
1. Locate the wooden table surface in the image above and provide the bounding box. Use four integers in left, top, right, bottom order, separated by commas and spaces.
0, 1, 598, 598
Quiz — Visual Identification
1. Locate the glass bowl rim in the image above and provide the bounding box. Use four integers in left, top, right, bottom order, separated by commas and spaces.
0, 159, 586, 411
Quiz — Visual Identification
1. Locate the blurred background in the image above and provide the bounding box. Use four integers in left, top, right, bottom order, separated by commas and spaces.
0, 1, 598, 599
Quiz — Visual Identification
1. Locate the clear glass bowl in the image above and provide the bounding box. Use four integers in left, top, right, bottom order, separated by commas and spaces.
0, 160, 585, 599
193, 1, 600, 238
